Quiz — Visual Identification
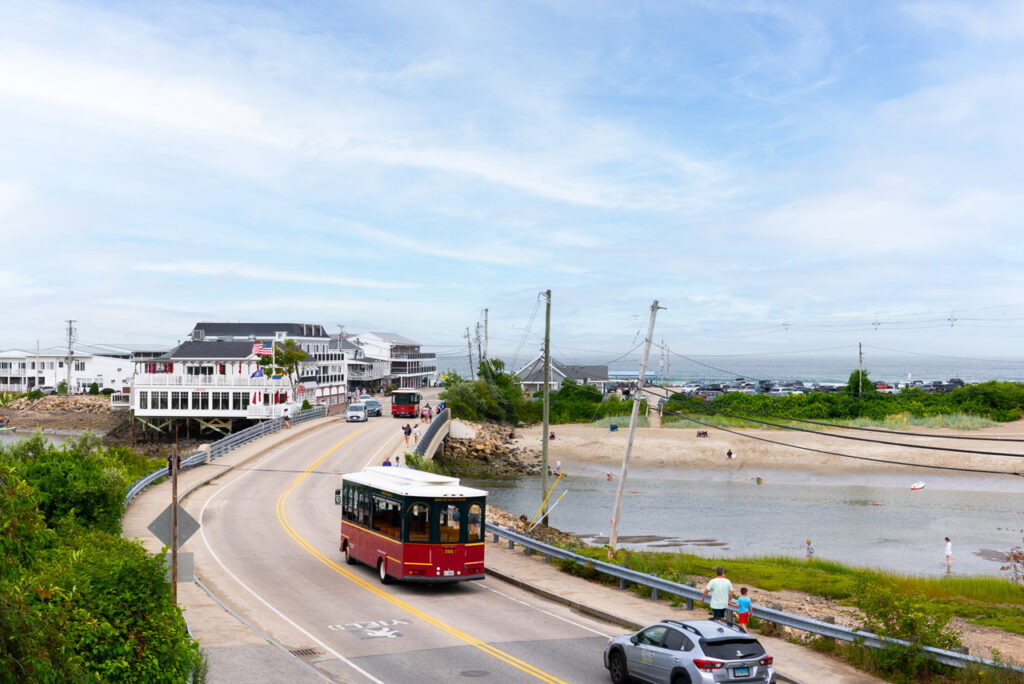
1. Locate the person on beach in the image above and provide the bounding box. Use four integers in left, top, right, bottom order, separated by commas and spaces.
403, 424, 412, 445
412, 424, 421, 444
806, 539, 815, 562
606, 470, 613, 481
726, 448, 734, 459
945, 537, 952, 571
701, 567, 734, 621
554, 460, 562, 475
731, 587, 752, 632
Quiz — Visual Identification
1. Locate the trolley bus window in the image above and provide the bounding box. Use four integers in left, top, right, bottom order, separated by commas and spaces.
440, 503, 461, 543
407, 503, 430, 542
372, 496, 402, 540
357, 490, 370, 527
342, 486, 357, 522
468, 503, 483, 541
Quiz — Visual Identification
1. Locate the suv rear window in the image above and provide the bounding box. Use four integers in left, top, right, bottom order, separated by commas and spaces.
701, 638, 765, 660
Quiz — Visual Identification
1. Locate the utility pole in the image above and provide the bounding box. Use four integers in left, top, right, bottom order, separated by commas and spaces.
483, 308, 489, 362
465, 327, 475, 380
171, 443, 178, 604
475, 322, 483, 368
858, 342, 864, 396
609, 300, 662, 550
65, 320, 76, 393
541, 290, 552, 525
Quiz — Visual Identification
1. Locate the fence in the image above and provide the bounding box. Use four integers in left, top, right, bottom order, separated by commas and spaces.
122, 406, 326, 508
485, 524, 1022, 673
413, 408, 450, 457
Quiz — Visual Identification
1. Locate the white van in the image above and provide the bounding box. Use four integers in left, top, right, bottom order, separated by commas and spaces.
346, 403, 368, 422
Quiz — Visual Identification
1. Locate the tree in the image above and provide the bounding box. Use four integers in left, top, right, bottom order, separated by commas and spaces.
56, 380, 68, 395
88, 382, 99, 395
256, 339, 308, 390
845, 369, 878, 396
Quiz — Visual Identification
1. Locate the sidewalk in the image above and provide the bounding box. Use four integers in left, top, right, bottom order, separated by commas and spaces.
122, 417, 340, 684
483, 539, 882, 684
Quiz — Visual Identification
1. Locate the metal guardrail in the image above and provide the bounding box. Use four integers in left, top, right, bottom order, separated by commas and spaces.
414, 408, 450, 456
122, 406, 327, 508
485, 524, 1022, 673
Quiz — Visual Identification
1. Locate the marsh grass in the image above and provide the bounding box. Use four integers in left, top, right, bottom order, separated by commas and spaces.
660, 412, 999, 431
591, 414, 648, 428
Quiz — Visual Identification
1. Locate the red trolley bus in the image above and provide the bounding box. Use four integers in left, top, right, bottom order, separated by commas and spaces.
390, 388, 421, 418
338, 467, 487, 583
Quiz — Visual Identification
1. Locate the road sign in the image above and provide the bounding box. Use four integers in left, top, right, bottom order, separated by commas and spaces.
148, 504, 201, 548
163, 552, 194, 582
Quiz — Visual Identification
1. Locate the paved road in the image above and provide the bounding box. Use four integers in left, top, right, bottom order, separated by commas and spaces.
181, 417, 615, 682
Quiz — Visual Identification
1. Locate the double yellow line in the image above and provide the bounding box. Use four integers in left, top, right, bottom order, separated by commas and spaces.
275, 428, 565, 684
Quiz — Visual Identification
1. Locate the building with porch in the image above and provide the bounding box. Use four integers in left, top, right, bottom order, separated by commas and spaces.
349, 332, 436, 388
0, 343, 168, 394
514, 356, 612, 395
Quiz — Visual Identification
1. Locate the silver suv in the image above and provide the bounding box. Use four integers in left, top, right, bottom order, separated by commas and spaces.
604, 619, 775, 684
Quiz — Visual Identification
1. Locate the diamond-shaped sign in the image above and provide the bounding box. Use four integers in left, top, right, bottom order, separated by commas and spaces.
148, 504, 201, 548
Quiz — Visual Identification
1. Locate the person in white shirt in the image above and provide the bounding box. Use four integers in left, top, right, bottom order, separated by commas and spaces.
945, 537, 952, 571
701, 567, 734, 621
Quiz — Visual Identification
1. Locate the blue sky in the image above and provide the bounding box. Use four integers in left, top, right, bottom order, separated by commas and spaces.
1, 0, 1023, 369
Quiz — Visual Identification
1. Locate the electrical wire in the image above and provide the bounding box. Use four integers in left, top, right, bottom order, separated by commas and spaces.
642, 382, 1024, 443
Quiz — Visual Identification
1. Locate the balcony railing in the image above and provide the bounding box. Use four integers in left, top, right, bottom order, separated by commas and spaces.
134, 376, 290, 388
391, 352, 436, 360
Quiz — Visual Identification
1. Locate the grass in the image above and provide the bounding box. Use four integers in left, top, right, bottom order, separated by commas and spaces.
591, 414, 648, 428
558, 546, 1024, 635
660, 412, 1000, 432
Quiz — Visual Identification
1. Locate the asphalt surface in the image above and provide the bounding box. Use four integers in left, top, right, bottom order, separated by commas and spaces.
122, 415, 881, 683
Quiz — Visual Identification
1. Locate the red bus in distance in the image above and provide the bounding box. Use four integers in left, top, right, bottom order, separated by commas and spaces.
339, 467, 487, 583
390, 388, 421, 418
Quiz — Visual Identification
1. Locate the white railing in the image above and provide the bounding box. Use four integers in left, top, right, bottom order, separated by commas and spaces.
246, 403, 297, 420
109, 392, 131, 409
134, 376, 290, 388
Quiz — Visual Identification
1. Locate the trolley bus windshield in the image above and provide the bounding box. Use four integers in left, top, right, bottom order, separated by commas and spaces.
391, 390, 421, 406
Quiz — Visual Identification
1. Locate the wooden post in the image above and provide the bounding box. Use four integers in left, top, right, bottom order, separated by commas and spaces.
171, 443, 178, 604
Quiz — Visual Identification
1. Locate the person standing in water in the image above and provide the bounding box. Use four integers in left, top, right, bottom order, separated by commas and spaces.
945, 537, 952, 572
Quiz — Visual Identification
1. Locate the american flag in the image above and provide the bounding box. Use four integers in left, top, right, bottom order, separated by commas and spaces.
252, 342, 273, 356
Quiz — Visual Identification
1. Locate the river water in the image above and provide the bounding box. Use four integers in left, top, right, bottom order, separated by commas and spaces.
468, 466, 1024, 577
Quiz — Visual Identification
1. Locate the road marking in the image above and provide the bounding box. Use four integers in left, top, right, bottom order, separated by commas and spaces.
198, 425, 385, 684
278, 436, 567, 684
480, 585, 613, 638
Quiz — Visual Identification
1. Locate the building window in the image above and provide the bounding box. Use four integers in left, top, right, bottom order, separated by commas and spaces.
139, 391, 148, 410
155, 392, 168, 409
211, 391, 230, 410
187, 366, 214, 376
171, 391, 187, 410
74, 361, 86, 371
233, 392, 249, 410
192, 392, 209, 410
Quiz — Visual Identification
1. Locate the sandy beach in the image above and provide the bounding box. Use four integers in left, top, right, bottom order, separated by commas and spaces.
513, 417, 1024, 478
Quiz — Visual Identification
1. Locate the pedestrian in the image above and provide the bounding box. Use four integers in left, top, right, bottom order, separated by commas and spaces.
701, 567, 734, 621
412, 424, 422, 444
394, 454, 400, 467
382, 456, 392, 467
554, 460, 562, 475
606, 470, 613, 481
549, 431, 555, 440
403, 423, 412, 445
806, 539, 815, 562
283, 407, 291, 428
945, 537, 952, 571
732, 587, 752, 633
726, 448, 733, 459
166, 452, 181, 477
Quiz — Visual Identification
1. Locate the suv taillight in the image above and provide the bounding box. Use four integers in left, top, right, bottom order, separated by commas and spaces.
759, 656, 774, 666
693, 659, 725, 671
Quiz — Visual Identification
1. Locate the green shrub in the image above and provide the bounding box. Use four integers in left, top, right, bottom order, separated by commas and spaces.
88, 382, 99, 395
301, 399, 312, 411
100, 387, 115, 395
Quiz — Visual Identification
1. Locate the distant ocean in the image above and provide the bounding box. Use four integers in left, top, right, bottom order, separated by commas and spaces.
440, 354, 1024, 385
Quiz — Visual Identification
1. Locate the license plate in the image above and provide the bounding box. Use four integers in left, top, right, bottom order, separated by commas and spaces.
733, 666, 750, 677
443, 570, 455, 576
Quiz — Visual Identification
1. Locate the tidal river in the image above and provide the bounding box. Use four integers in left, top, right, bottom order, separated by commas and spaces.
468, 467, 1024, 577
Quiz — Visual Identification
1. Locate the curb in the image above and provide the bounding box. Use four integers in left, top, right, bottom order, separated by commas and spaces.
483, 565, 804, 684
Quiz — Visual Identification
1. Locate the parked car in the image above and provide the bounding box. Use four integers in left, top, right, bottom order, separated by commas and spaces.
362, 399, 382, 416
33, 386, 56, 395
346, 403, 368, 422
605, 619, 775, 684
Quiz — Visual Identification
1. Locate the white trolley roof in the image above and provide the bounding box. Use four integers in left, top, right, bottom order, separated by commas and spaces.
343, 466, 488, 498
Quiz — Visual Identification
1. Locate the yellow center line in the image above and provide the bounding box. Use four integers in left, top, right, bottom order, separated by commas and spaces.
276, 428, 566, 684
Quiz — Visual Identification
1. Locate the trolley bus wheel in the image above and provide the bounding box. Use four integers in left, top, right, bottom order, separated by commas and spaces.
377, 558, 392, 585
344, 543, 356, 565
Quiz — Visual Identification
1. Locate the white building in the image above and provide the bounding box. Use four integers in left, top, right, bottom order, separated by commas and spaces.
0, 343, 168, 394
349, 332, 437, 388
132, 340, 296, 436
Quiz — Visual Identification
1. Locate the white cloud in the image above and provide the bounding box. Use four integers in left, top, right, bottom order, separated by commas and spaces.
133, 261, 414, 289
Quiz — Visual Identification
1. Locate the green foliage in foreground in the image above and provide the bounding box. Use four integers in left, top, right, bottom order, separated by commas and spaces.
0, 441, 202, 681
664, 380, 1024, 425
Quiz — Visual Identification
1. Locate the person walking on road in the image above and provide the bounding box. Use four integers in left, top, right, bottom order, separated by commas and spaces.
701, 567, 734, 621
945, 537, 952, 572
412, 424, 422, 445
403, 423, 412, 445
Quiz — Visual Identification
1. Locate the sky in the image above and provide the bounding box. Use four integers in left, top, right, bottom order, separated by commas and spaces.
1, 0, 1023, 373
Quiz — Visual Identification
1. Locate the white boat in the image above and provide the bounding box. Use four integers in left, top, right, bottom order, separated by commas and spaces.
910, 481, 925, 491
